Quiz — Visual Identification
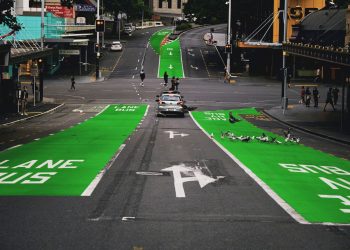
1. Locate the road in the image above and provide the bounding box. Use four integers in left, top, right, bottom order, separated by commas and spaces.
0, 25, 349, 249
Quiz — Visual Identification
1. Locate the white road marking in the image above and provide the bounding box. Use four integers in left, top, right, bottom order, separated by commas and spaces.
200, 49, 211, 77
190, 65, 199, 70
169, 64, 174, 69
189, 112, 309, 224
164, 131, 189, 139
81, 144, 126, 196
73, 109, 83, 113
6, 144, 23, 151
188, 52, 195, 56
136, 171, 164, 176
162, 163, 224, 198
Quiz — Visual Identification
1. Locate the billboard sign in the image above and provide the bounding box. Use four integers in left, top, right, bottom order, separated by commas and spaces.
46, 5, 75, 18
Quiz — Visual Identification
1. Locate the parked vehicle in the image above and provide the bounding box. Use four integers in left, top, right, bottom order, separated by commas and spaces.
110, 41, 122, 51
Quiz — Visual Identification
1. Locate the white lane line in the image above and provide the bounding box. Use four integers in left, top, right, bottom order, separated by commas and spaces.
180, 42, 185, 79
200, 49, 211, 77
189, 112, 309, 225
34, 138, 40, 141
132, 75, 135, 79
81, 144, 126, 196
6, 144, 23, 151
95, 105, 110, 117
111, 49, 125, 73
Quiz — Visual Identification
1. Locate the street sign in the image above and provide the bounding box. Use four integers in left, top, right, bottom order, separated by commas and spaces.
70, 41, 88, 46
30, 66, 39, 77
59, 49, 80, 55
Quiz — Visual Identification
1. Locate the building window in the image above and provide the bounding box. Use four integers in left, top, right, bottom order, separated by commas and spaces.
159, 0, 162, 8
168, 0, 172, 9
177, 0, 181, 9
29, 0, 41, 8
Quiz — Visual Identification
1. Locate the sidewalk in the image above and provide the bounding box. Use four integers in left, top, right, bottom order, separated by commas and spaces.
265, 103, 350, 145
0, 101, 64, 126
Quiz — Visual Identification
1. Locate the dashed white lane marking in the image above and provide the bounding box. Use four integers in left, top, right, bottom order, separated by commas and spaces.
132, 75, 135, 79
34, 138, 40, 141
189, 112, 309, 225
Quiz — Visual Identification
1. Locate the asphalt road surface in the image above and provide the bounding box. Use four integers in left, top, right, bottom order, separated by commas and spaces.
0, 26, 349, 249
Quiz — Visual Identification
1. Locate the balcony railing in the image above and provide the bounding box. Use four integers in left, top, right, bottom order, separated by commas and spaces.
283, 42, 350, 66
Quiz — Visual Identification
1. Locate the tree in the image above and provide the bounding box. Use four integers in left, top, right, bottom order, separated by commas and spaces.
0, 0, 21, 31
183, 0, 228, 24
335, 0, 350, 8
103, 0, 148, 35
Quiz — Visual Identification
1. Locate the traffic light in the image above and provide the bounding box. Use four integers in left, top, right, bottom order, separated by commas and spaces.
95, 19, 105, 33
94, 43, 99, 53
61, 0, 73, 8
225, 44, 232, 54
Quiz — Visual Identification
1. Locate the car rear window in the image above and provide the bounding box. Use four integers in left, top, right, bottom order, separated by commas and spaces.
160, 95, 181, 102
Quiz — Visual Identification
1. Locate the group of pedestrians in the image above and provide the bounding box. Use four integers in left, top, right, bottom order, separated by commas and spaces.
138, 70, 181, 90
162, 71, 180, 90
299, 86, 339, 111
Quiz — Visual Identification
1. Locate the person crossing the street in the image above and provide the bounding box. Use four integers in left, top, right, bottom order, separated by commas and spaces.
140, 69, 146, 87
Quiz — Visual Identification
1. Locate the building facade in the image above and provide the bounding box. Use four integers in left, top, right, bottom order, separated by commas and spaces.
152, 0, 188, 17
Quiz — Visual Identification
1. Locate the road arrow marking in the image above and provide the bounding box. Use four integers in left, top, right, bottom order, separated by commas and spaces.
187, 49, 193, 52
169, 52, 173, 56
162, 164, 224, 198
190, 65, 199, 70
169, 64, 174, 70
164, 131, 189, 139
188, 52, 195, 56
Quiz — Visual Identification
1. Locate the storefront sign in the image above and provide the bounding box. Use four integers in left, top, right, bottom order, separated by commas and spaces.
46, 5, 75, 18
75, 4, 96, 12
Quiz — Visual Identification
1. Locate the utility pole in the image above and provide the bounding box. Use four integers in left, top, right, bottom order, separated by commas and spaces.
41, 0, 45, 50
96, 0, 100, 80
226, 0, 232, 80
282, 0, 288, 113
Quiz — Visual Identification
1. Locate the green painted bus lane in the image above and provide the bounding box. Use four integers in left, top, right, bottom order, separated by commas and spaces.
149, 29, 185, 78
159, 39, 184, 78
0, 104, 147, 196
191, 108, 350, 224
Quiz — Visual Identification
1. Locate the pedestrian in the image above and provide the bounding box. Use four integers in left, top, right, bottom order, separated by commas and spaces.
332, 87, 339, 105
70, 76, 75, 90
20, 86, 29, 116
140, 69, 145, 86
228, 111, 240, 124
163, 71, 169, 86
323, 87, 336, 111
299, 86, 305, 104
170, 76, 176, 90
175, 77, 180, 91
305, 87, 311, 107
312, 87, 319, 108
313, 68, 321, 83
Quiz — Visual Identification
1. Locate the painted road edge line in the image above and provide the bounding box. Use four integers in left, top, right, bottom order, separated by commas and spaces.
81, 105, 149, 196
189, 111, 309, 225
81, 144, 126, 196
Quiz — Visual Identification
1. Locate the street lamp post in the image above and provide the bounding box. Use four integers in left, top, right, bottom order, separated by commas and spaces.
226, 0, 232, 80
96, 0, 100, 80
41, 0, 45, 50
282, 0, 288, 114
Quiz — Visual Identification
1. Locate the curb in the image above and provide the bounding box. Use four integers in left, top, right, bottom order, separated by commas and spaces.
262, 110, 350, 146
0, 103, 65, 127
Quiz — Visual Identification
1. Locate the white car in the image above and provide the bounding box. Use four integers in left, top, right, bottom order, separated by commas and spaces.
110, 41, 122, 51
